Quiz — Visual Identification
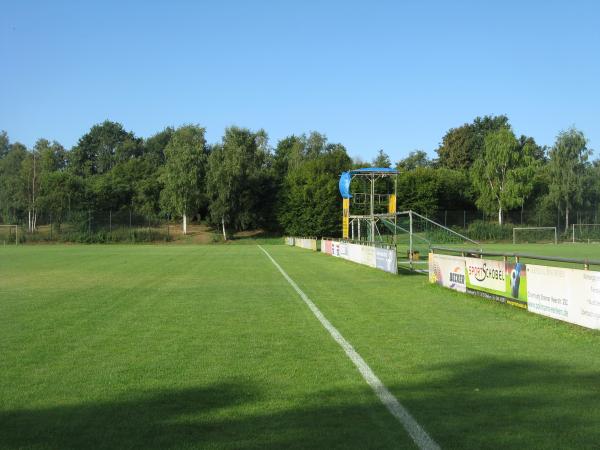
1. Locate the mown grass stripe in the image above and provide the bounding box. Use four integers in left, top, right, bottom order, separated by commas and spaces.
258, 245, 440, 450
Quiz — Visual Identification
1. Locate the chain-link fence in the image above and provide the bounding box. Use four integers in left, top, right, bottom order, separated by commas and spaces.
429, 207, 600, 231
8, 209, 176, 243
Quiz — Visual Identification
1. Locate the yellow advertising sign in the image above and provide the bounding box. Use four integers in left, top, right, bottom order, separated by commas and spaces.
342, 198, 349, 238
388, 194, 396, 214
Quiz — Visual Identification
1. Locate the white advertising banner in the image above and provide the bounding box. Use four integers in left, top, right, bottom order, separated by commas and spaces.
527, 264, 600, 330
361, 245, 376, 268
429, 253, 466, 293
346, 243, 363, 264
576, 271, 600, 329
294, 238, 317, 251
376, 247, 397, 274
322, 241, 396, 274
331, 241, 340, 257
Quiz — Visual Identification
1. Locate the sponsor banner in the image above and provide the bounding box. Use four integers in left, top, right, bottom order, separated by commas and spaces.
321, 239, 333, 255
429, 253, 466, 292
361, 245, 376, 268
376, 247, 398, 274
342, 198, 350, 239
577, 271, 600, 329
346, 243, 363, 264
343, 243, 376, 268
506, 261, 527, 307
527, 265, 600, 330
465, 257, 527, 306
294, 238, 317, 251
465, 257, 506, 292
322, 241, 396, 274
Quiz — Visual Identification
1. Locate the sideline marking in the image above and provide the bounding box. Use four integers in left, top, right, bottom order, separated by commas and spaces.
258, 245, 440, 450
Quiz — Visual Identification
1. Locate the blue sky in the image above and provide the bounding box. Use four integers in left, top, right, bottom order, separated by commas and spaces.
1, 0, 599, 162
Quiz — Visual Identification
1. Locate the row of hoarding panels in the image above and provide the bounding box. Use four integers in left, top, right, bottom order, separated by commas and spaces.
321, 239, 397, 274
428, 252, 600, 330
284, 237, 317, 251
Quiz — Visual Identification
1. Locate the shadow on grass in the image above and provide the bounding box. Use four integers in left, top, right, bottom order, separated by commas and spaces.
2, 358, 598, 449
0, 381, 408, 450
397, 356, 600, 449
397, 265, 428, 276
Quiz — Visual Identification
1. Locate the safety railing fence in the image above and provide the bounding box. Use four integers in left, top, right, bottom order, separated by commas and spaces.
320, 237, 396, 251
430, 246, 600, 270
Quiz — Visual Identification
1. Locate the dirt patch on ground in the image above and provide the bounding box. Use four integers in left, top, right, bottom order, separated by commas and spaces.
169, 223, 216, 244
233, 229, 265, 238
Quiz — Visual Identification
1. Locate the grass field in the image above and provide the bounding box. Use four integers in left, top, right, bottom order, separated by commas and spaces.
1, 244, 599, 449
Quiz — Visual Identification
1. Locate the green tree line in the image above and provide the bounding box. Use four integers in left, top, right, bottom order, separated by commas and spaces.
0, 116, 595, 238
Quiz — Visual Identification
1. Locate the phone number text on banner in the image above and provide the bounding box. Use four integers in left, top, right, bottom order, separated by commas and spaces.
527, 264, 600, 330
465, 257, 527, 307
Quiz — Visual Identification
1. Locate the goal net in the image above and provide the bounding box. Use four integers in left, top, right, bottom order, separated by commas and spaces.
0, 225, 19, 245
572, 224, 600, 243
513, 227, 557, 244
382, 211, 478, 270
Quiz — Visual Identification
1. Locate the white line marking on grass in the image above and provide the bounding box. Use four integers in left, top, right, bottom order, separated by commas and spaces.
258, 245, 440, 450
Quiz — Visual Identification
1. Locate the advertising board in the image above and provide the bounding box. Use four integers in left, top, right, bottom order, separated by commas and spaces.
321, 239, 332, 255
527, 265, 600, 329
376, 247, 398, 274
465, 257, 527, 306
429, 253, 466, 293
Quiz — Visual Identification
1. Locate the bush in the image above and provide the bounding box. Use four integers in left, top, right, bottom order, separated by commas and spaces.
467, 220, 513, 241
425, 226, 471, 244
21, 227, 172, 244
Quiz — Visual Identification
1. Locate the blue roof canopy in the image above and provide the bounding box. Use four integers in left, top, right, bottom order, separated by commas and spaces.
339, 167, 397, 198
350, 167, 398, 174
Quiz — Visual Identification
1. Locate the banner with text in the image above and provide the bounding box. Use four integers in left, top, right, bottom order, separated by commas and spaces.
293, 238, 317, 251
376, 247, 398, 274
527, 265, 600, 330
321, 239, 333, 255
321, 240, 396, 274
465, 257, 527, 306
429, 253, 466, 292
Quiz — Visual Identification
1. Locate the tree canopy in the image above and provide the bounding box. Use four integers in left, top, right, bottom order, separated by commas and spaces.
0, 116, 597, 238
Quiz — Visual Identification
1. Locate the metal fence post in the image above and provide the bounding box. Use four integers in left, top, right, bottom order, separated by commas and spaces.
409, 210, 413, 269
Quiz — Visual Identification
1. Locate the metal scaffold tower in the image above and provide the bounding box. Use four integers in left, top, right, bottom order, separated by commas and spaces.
339, 167, 398, 243
338, 168, 478, 270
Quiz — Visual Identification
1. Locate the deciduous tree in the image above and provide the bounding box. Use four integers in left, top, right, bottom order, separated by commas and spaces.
472, 128, 537, 224
547, 128, 591, 232
160, 125, 207, 234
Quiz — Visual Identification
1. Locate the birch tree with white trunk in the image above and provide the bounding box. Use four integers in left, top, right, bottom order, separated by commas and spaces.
472, 128, 537, 225
159, 126, 207, 235
547, 128, 591, 232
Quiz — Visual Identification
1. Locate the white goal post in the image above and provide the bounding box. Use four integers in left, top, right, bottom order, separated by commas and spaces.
572, 223, 600, 243
513, 226, 557, 244
0, 225, 19, 245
